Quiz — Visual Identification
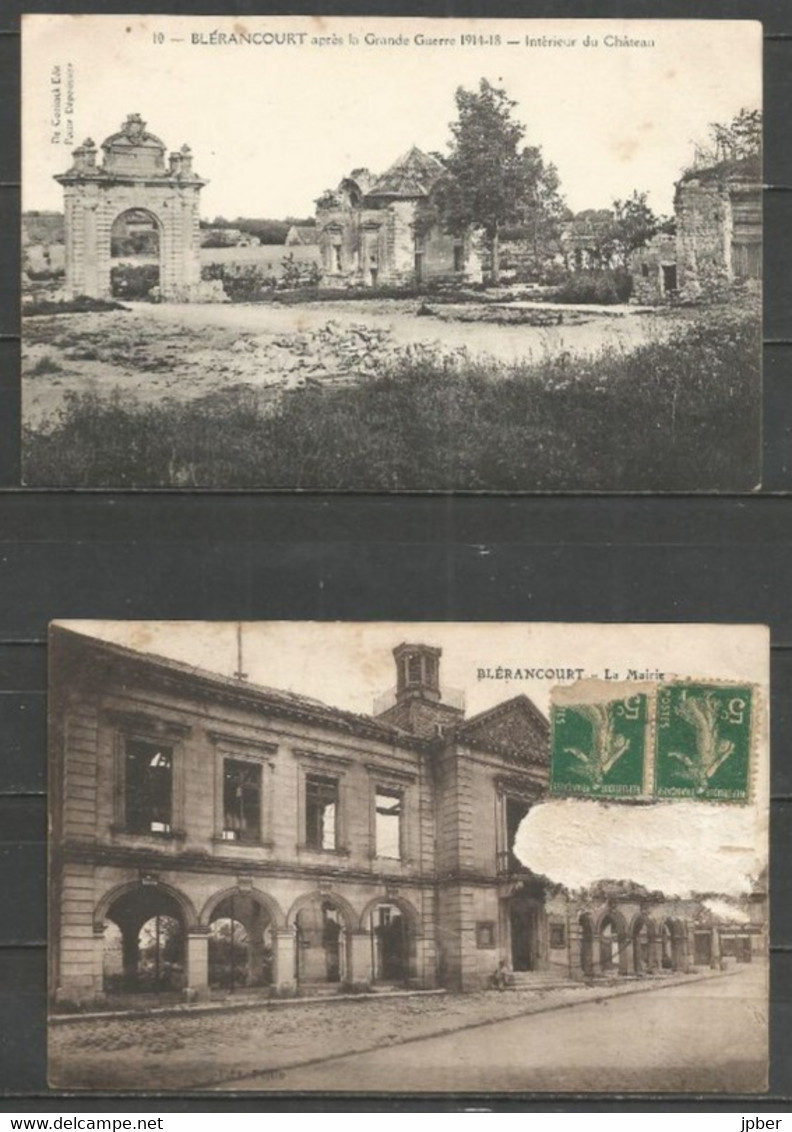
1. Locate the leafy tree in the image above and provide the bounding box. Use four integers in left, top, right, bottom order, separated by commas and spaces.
435, 79, 532, 283
591, 191, 663, 267
708, 108, 762, 162
518, 146, 568, 265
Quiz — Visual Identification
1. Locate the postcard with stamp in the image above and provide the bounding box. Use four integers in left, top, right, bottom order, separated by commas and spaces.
47, 622, 769, 1093
21, 16, 761, 491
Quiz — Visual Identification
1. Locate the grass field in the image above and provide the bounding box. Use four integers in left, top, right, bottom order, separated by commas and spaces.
22, 303, 760, 491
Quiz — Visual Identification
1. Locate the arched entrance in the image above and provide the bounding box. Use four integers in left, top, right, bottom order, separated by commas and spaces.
110, 208, 161, 300
101, 885, 187, 995
295, 897, 349, 986
598, 913, 628, 976
369, 902, 410, 985
55, 113, 206, 302
207, 893, 274, 990
632, 916, 653, 974
661, 919, 685, 971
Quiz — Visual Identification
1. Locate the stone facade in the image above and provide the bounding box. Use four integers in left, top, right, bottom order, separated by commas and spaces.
54, 113, 208, 302
674, 158, 761, 301
50, 628, 754, 1008
628, 235, 679, 304
316, 147, 482, 288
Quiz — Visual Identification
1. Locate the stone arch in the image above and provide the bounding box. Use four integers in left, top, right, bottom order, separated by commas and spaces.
55, 113, 206, 302
358, 893, 423, 937
596, 908, 629, 975
286, 889, 358, 933
660, 916, 687, 971
200, 886, 286, 932
94, 879, 198, 933
288, 890, 357, 986
630, 913, 658, 974
95, 879, 198, 995
107, 206, 164, 301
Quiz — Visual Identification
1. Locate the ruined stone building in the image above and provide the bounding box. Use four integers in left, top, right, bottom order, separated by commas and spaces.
315, 147, 482, 288
630, 155, 761, 303
50, 628, 758, 1008
55, 113, 208, 301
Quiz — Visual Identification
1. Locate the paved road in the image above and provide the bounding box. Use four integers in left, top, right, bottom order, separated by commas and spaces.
227, 965, 767, 1093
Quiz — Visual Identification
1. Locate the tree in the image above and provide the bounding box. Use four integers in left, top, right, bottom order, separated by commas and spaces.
518, 146, 568, 265
708, 108, 761, 163
436, 79, 532, 284
591, 191, 662, 267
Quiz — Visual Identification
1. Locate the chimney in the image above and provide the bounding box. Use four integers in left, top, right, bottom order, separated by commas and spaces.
393, 643, 442, 704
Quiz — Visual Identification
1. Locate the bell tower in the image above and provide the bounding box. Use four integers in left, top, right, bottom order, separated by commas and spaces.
374, 642, 464, 738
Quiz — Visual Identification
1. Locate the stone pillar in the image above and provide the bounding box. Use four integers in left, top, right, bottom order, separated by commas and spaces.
274, 929, 297, 992
349, 930, 373, 986
622, 936, 634, 976
185, 930, 209, 996
92, 925, 106, 999
414, 936, 436, 987
711, 927, 722, 969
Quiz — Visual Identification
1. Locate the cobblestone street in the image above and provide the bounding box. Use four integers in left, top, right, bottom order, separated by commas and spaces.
49, 966, 752, 1092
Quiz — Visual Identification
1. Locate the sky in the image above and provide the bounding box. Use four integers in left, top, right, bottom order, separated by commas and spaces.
23, 16, 761, 218
55, 620, 768, 898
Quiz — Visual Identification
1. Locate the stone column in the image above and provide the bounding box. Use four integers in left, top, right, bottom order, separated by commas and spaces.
711, 927, 722, 969
413, 935, 436, 987
92, 925, 106, 1000
349, 930, 373, 987
185, 929, 209, 997
273, 929, 297, 992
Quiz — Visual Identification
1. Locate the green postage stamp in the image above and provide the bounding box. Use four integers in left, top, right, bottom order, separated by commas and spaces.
550, 680, 754, 802
550, 692, 648, 798
655, 683, 753, 801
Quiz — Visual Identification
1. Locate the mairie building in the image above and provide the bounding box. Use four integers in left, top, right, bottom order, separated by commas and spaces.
50, 627, 763, 1007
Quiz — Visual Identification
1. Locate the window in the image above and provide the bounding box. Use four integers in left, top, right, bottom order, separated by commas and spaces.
305, 774, 338, 851
476, 922, 496, 949
549, 922, 567, 949
375, 788, 402, 859
406, 653, 422, 685
222, 758, 262, 842
125, 738, 172, 833
453, 244, 465, 273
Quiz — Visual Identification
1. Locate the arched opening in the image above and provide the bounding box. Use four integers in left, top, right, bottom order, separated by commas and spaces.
207, 893, 273, 990
599, 916, 618, 974
295, 898, 348, 986
102, 886, 186, 996
370, 902, 410, 985
661, 919, 685, 971
633, 917, 652, 974
579, 914, 594, 977
110, 208, 161, 300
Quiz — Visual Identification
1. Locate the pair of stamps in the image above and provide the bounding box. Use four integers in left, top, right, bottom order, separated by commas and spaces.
551, 682, 754, 802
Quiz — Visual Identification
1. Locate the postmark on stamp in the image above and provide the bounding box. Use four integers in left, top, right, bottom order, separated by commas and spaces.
655, 683, 753, 801
550, 691, 648, 798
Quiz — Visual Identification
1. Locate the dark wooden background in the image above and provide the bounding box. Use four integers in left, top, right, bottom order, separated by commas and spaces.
1, 0, 791, 1110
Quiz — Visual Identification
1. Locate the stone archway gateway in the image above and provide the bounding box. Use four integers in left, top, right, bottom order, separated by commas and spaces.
55, 113, 207, 301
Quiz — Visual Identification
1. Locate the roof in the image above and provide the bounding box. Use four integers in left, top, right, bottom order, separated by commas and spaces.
286, 226, 320, 245
51, 626, 417, 748
367, 146, 446, 199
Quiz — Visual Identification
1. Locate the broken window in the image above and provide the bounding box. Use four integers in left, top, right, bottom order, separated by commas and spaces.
222, 758, 262, 842
375, 787, 402, 859
125, 738, 172, 833
305, 774, 338, 850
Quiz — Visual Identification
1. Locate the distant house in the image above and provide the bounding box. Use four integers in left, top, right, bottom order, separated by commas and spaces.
560, 210, 614, 270
315, 146, 482, 288
285, 225, 319, 247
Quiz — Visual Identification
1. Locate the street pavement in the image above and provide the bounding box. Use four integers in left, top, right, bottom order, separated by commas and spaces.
225, 963, 767, 1093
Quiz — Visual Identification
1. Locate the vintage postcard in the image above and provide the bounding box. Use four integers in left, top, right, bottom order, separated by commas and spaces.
22, 16, 762, 491
48, 621, 769, 1092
